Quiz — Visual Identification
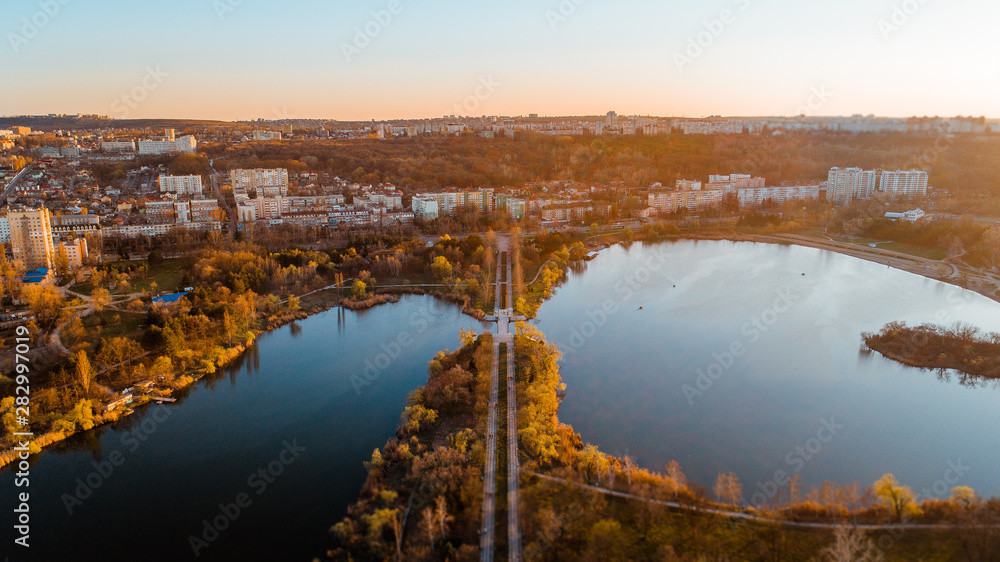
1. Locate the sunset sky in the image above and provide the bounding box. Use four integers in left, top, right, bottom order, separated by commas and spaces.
2, 0, 998, 121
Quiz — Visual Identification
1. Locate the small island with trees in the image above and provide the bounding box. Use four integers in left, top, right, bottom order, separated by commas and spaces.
862, 322, 1000, 381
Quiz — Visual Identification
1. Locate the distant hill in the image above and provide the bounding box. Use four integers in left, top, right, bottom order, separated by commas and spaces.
0, 116, 234, 131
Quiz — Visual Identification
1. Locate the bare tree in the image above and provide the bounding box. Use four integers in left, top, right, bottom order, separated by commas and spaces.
714, 472, 743, 506
815, 526, 885, 562
421, 507, 435, 552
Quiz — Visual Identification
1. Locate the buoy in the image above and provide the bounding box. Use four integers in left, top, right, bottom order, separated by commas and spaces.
638, 306, 643, 310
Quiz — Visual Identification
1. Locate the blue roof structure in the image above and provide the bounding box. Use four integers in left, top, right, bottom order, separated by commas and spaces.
152, 292, 189, 304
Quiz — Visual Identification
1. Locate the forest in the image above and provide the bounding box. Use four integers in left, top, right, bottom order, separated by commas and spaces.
198, 132, 1000, 207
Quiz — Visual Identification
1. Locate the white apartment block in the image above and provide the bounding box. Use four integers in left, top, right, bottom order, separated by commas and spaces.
252, 131, 283, 141
229, 168, 289, 194
58, 238, 89, 269
738, 185, 820, 208
648, 190, 724, 214
0, 215, 9, 244
827, 167, 877, 206
708, 174, 765, 195
880, 170, 928, 199
412, 196, 440, 220
159, 175, 204, 196
676, 180, 702, 191
138, 130, 196, 155
102, 140, 136, 152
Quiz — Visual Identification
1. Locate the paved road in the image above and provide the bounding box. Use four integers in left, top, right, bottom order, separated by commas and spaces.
0, 165, 32, 206
481, 237, 524, 562
480, 245, 506, 562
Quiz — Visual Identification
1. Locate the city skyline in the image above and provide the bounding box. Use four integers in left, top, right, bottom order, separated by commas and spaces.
3, 0, 999, 121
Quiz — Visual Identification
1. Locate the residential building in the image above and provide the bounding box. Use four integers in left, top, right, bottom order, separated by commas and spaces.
145, 200, 176, 223
159, 175, 203, 195
57, 238, 89, 269
138, 129, 196, 155
738, 185, 820, 207
412, 196, 440, 220
880, 170, 928, 199
51, 214, 100, 235
828, 167, 878, 206
707, 174, 766, 195
102, 140, 136, 153
190, 199, 220, 222
9, 209, 55, 269
229, 168, 289, 194
252, 130, 282, 141
0, 215, 8, 244
648, 190, 724, 214
676, 180, 702, 191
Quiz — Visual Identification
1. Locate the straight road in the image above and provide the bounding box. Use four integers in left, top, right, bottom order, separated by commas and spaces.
481, 236, 523, 562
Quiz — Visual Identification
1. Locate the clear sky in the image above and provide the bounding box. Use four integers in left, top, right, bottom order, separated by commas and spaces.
1, 0, 998, 121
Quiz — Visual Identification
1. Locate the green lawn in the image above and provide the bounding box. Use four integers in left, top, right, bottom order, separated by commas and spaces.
79, 310, 147, 349
71, 257, 193, 297
130, 257, 192, 294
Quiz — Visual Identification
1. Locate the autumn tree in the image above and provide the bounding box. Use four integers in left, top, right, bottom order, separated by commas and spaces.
714, 472, 743, 506
92, 288, 111, 312
874, 473, 922, 522
74, 350, 95, 396
431, 255, 453, 280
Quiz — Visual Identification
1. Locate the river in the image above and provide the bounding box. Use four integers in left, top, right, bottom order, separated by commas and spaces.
1, 296, 487, 562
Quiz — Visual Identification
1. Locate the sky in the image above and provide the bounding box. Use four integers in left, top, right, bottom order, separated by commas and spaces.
1, 0, 998, 121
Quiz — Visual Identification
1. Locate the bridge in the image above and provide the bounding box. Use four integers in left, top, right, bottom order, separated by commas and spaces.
480, 236, 522, 562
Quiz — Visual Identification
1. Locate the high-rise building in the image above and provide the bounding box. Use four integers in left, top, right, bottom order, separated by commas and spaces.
9, 209, 55, 269
229, 168, 289, 194
159, 175, 204, 195
827, 167, 877, 206
880, 170, 928, 199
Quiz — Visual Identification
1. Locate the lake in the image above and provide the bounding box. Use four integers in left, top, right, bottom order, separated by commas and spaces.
534, 240, 1000, 505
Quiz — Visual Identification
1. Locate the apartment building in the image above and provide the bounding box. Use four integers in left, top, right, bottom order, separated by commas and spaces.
738, 185, 820, 208
880, 170, 928, 199
101, 140, 136, 153
828, 167, 878, 206
708, 174, 765, 195
159, 175, 203, 196
138, 129, 197, 155
648, 190, 724, 214
9, 209, 55, 269
229, 168, 289, 194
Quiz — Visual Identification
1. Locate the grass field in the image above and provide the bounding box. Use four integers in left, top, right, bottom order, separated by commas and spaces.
79, 310, 146, 349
